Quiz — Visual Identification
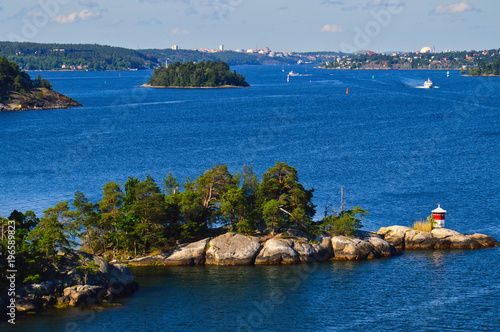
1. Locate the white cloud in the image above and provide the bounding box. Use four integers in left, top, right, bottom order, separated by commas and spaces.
321, 24, 343, 33
51, 10, 101, 24
171, 28, 189, 36
435, 1, 472, 14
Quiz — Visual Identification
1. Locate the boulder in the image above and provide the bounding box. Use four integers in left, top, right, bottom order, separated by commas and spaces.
108, 263, 135, 286
41, 295, 57, 307
18, 280, 56, 298
311, 234, 334, 261
367, 236, 400, 257
159, 238, 210, 265
63, 285, 105, 306
377, 226, 412, 249
284, 239, 316, 262
255, 239, 300, 264
466, 234, 499, 248
431, 228, 482, 249
205, 233, 262, 265
404, 230, 435, 250
16, 298, 41, 313
331, 236, 377, 260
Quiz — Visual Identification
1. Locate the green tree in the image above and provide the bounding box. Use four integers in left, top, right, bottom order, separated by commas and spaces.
320, 206, 367, 237
71, 191, 99, 254
220, 187, 247, 231
99, 181, 125, 258
27, 202, 72, 257
260, 162, 315, 233
124, 175, 167, 254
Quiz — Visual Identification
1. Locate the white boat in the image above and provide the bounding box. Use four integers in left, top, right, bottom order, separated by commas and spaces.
424, 78, 433, 88
288, 70, 300, 77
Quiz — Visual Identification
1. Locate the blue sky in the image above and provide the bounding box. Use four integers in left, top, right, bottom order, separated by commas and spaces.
0, 0, 498, 52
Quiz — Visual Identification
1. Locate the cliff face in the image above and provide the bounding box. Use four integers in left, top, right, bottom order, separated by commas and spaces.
0, 88, 82, 111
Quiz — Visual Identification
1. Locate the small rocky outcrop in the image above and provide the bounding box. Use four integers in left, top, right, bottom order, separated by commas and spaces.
12, 250, 138, 315
1, 88, 82, 111
15, 298, 42, 313
431, 228, 482, 249
466, 234, 499, 248
205, 233, 262, 265
377, 226, 498, 250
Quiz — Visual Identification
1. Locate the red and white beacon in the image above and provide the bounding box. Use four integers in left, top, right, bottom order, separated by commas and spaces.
432, 204, 447, 228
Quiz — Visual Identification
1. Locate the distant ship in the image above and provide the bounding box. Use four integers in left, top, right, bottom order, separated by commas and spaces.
424, 78, 433, 88
288, 71, 300, 77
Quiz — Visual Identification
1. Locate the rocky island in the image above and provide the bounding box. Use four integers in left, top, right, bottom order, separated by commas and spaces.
0, 56, 81, 112
141, 60, 250, 88
116, 226, 498, 267
2, 163, 498, 320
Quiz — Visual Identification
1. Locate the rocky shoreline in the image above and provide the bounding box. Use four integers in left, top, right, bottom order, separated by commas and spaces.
0, 88, 82, 112
116, 227, 498, 267
1, 250, 138, 317
2, 227, 496, 319
377, 226, 498, 250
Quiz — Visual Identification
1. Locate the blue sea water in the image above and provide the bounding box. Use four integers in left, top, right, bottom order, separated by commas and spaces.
1, 66, 499, 331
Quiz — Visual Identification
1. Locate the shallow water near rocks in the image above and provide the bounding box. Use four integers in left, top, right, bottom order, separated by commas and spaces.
1, 66, 499, 330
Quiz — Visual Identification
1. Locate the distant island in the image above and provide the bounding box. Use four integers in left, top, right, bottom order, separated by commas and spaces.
465, 59, 500, 76
142, 60, 250, 88
318, 49, 500, 71
1, 41, 500, 72
0, 56, 81, 111
0, 42, 157, 71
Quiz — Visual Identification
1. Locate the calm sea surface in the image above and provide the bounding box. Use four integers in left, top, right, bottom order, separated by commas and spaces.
1, 66, 499, 331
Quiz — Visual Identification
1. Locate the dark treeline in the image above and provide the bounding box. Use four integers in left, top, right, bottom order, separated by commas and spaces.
0, 163, 367, 292
467, 59, 500, 76
0, 56, 52, 99
147, 60, 250, 87
0, 42, 158, 71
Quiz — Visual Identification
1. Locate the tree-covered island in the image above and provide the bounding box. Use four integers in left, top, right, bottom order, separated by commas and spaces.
0, 56, 81, 111
143, 60, 250, 88
1, 162, 497, 316
466, 59, 500, 76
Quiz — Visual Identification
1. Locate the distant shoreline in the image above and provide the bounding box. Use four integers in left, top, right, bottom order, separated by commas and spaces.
139, 83, 248, 89
316, 67, 461, 71
461, 74, 500, 77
